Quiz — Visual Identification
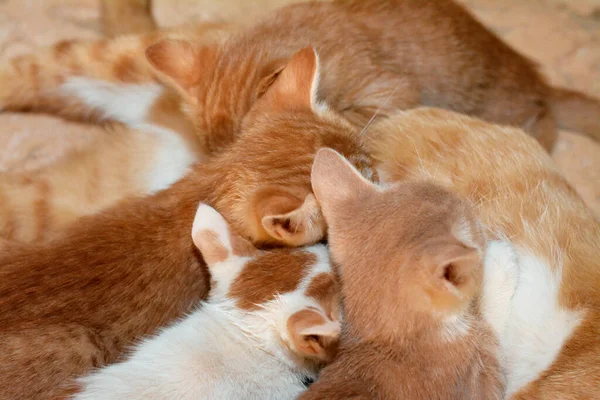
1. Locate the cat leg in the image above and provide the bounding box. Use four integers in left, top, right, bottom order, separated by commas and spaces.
0, 34, 163, 124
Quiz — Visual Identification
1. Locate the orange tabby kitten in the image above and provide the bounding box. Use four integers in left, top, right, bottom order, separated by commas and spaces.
2, 0, 599, 154
300, 148, 503, 399
366, 108, 600, 399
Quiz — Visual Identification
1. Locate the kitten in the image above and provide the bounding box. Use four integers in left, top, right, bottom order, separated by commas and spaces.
297, 148, 503, 399
2, 0, 600, 154
0, 54, 371, 399
74, 203, 340, 400
366, 108, 600, 398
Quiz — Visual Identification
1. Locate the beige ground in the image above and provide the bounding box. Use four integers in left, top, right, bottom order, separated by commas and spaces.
0, 0, 598, 214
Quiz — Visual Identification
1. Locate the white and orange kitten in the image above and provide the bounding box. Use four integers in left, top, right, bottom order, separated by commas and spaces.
74, 203, 340, 400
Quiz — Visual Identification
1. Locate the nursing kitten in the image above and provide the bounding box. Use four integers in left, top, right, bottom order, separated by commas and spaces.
2, 0, 600, 154
74, 204, 340, 400
366, 108, 600, 398
298, 148, 503, 399
0, 54, 371, 399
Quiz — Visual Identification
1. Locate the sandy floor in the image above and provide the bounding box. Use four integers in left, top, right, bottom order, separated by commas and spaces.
0, 0, 598, 214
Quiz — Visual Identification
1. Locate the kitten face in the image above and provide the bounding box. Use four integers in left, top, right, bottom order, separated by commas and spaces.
148, 42, 376, 247
310, 148, 484, 340
191, 203, 341, 371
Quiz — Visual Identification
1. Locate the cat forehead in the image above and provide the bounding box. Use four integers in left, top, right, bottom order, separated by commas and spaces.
227, 245, 336, 311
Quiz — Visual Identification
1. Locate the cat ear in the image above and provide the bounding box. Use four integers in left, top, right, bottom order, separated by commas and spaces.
192, 203, 257, 268
261, 194, 326, 247
145, 39, 216, 100
287, 308, 340, 362
258, 47, 323, 112
311, 148, 377, 218
426, 240, 481, 311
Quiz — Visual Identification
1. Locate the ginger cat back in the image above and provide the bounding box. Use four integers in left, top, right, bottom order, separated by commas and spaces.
299, 148, 503, 399
366, 108, 600, 398
2, 0, 600, 155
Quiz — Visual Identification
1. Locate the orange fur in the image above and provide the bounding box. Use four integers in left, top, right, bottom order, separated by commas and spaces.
0, 122, 351, 398
0, 124, 202, 244
300, 148, 503, 399
100, 0, 156, 37
366, 108, 600, 399
3, 0, 600, 155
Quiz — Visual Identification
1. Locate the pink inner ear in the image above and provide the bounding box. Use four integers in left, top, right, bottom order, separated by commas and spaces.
260, 47, 318, 111
193, 230, 230, 265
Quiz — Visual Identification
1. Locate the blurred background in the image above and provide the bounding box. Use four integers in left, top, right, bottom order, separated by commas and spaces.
0, 0, 598, 214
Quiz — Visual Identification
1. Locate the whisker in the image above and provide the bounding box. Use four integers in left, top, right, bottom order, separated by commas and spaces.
359, 83, 401, 138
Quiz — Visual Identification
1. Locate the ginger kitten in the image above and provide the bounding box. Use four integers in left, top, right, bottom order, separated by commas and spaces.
366, 108, 600, 398
299, 148, 503, 399
74, 204, 340, 400
0, 55, 372, 399
2, 0, 600, 154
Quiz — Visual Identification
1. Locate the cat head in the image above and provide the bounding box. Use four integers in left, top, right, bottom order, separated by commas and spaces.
310, 148, 484, 341
191, 203, 341, 373
148, 40, 376, 247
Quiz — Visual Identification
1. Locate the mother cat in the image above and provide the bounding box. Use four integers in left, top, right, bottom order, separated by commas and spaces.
1, 0, 599, 156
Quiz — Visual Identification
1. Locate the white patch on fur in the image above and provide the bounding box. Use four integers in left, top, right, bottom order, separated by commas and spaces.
441, 313, 471, 342
59, 77, 197, 193
75, 244, 335, 399
75, 302, 307, 400
482, 240, 583, 396
142, 124, 197, 193
193, 204, 232, 252
59, 77, 163, 125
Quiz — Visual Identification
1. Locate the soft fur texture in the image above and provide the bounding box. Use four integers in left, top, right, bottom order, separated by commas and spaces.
0, 56, 372, 398
1, 0, 599, 246
3, 0, 600, 155
0, 123, 198, 244
366, 108, 600, 399
0, 40, 373, 247
74, 204, 340, 400
299, 148, 503, 399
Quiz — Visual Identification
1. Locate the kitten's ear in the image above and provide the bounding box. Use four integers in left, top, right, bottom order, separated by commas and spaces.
259, 47, 323, 112
261, 194, 326, 247
311, 148, 377, 218
192, 203, 257, 267
425, 240, 481, 311
287, 308, 340, 362
146, 39, 216, 99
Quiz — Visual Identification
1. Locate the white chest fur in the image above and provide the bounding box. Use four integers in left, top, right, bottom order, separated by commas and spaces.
482, 240, 583, 397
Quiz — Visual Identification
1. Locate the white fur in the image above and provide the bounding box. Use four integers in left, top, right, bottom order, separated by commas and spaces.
76, 228, 335, 399
59, 78, 163, 126
143, 124, 197, 193
59, 77, 198, 193
74, 303, 307, 400
482, 240, 583, 397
